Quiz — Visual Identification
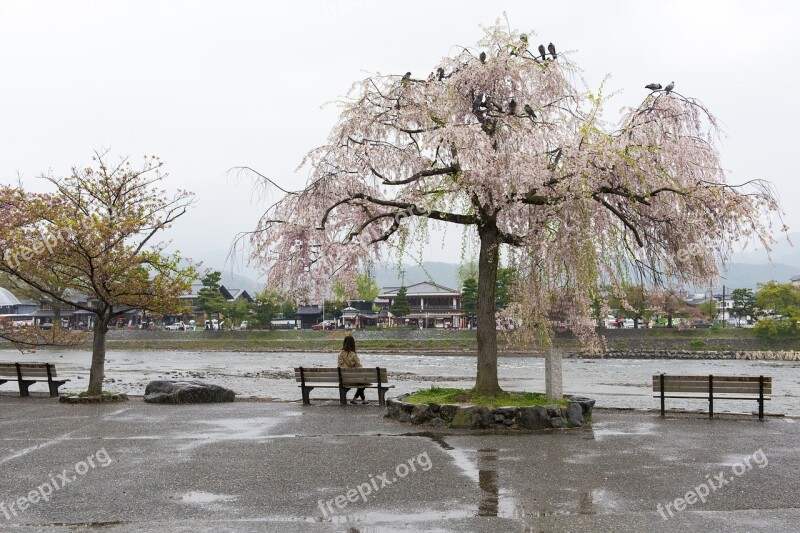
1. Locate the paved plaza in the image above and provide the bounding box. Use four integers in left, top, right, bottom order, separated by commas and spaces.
1, 396, 798, 532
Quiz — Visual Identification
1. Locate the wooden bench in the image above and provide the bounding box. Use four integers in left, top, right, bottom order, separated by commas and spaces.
653, 374, 771, 420
0, 363, 70, 398
294, 367, 393, 406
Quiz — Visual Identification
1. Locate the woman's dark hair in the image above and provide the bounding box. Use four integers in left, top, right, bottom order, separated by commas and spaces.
342, 335, 356, 352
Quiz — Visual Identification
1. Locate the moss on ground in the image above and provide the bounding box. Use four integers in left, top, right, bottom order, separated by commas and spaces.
405, 387, 569, 408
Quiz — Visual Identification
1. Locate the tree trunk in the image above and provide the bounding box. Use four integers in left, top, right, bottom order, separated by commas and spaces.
87, 307, 111, 395
475, 224, 502, 395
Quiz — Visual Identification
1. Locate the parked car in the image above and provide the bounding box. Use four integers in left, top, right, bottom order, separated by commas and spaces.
691, 319, 711, 329
164, 321, 185, 331
311, 323, 324, 330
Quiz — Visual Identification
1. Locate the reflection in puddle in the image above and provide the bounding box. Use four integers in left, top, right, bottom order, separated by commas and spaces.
478, 448, 498, 517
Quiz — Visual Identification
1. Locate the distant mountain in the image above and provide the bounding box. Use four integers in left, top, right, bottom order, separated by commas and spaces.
371, 259, 800, 293
720, 262, 798, 290
730, 232, 798, 265
373, 261, 462, 290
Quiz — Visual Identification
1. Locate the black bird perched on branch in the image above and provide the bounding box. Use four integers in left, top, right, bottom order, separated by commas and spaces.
508, 99, 517, 114
473, 92, 487, 110
645, 83, 662, 91
479, 51, 486, 63
538, 44, 546, 60
524, 104, 536, 120
664, 81, 674, 93
548, 42, 557, 59
436, 67, 444, 80
403, 72, 411, 81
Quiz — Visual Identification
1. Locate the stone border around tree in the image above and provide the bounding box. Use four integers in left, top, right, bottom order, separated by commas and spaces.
386, 394, 595, 430
59, 393, 129, 404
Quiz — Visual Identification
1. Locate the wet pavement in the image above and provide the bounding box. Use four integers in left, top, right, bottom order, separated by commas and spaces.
0, 398, 798, 532
1, 349, 799, 415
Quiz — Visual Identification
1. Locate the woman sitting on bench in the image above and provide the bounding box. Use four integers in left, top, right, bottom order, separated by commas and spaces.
338, 335, 368, 404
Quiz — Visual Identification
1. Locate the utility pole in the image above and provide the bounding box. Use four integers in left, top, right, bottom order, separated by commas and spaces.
722, 284, 726, 328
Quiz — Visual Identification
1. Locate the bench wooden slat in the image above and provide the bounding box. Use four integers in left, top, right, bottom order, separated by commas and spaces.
654, 385, 772, 394
294, 375, 388, 383
654, 395, 771, 401
0, 365, 60, 378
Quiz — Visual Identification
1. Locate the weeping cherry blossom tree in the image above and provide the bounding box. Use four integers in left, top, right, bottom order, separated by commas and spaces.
243, 23, 781, 395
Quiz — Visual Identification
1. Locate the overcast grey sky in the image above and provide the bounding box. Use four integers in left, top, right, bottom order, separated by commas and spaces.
1, 1, 798, 281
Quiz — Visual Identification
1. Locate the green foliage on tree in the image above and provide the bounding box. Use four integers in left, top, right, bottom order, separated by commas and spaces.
222, 298, 249, 326
197, 271, 225, 318
609, 284, 650, 328
461, 277, 478, 320
357, 274, 380, 302
731, 288, 756, 325
699, 300, 718, 322
458, 260, 478, 287
251, 290, 280, 328
495, 267, 515, 311
755, 281, 800, 318
281, 299, 297, 320
389, 286, 411, 319
323, 300, 345, 320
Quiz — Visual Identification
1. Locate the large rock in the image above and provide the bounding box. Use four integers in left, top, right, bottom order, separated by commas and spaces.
565, 402, 585, 427
517, 406, 551, 430
449, 406, 493, 429
144, 380, 235, 404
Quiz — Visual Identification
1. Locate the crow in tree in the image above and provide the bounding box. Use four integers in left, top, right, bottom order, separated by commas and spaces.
538, 44, 547, 60
473, 92, 487, 110
508, 99, 517, 114
403, 72, 411, 81
548, 42, 557, 59
436, 67, 445, 80
524, 104, 536, 120
479, 51, 486, 63
645, 83, 662, 91
664, 81, 675, 93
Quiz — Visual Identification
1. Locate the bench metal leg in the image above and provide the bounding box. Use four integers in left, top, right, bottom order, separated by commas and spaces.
708, 374, 714, 420
301, 386, 314, 405
659, 374, 665, 418
339, 387, 349, 406
18, 380, 34, 397
48, 380, 66, 398
759, 375, 765, 420
378, 387, 387, 407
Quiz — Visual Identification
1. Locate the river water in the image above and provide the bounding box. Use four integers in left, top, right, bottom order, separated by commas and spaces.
1, 350, 798, 415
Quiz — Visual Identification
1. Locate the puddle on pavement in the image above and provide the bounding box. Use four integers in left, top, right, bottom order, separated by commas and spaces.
177, 491, 239, 504
590, 422, 657, 440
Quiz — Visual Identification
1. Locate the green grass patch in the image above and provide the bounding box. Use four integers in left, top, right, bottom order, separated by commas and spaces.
405, 386, 568, 408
